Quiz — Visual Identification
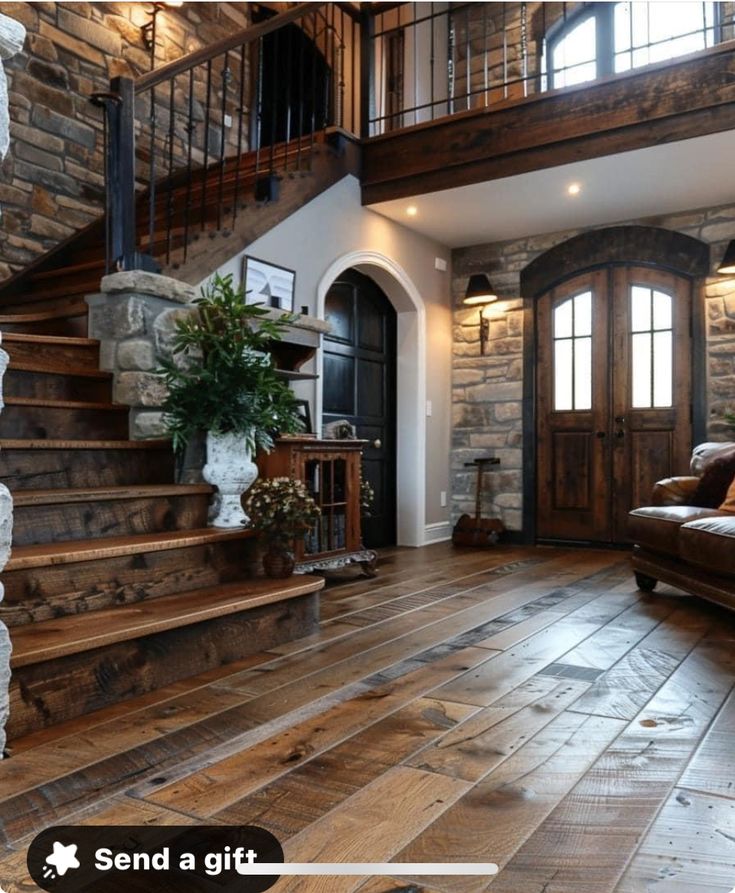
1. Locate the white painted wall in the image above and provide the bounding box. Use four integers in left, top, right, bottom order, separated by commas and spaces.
204, 175, 452, 545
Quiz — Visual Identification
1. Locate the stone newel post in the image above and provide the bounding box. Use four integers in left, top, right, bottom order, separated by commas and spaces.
0, 11, 26, 755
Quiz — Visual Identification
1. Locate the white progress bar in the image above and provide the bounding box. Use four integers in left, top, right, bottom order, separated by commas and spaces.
236, 864, 499, 876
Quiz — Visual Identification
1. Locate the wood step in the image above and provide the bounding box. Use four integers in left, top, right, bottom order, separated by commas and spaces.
0, 303, 88, 337
2, 332, 100, 371
2, 528, 258, 626
12, 484, 214, 547
0, 439, 174, 491
7, 574, 321, 739
3, 365, 112, 402
0, 397, 129, 440
10, 575, 323, 668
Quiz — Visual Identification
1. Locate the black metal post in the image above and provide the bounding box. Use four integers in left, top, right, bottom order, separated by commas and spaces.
359, 10, 373, 138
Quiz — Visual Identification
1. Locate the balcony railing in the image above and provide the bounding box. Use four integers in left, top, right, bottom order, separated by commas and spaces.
365, 1, 735, 137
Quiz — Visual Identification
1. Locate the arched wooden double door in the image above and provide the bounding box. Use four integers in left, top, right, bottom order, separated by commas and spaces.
536, 265, 692, 544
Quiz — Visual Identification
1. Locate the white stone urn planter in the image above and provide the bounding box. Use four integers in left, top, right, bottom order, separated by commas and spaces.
202, 430, 258, 528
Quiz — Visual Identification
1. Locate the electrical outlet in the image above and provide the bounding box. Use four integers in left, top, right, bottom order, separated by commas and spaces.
440, 491, 447, 507
224, 114, 233, 128
426, 400, 433, 417
434, 257, 447, 272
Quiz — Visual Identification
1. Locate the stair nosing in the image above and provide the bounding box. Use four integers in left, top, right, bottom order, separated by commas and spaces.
6, 528, 254, 571
1, 332, 99, 347
8, 576, 324, 668
3, 396, 128, 412
0, 438, 171, 450
13, 484, 214, 506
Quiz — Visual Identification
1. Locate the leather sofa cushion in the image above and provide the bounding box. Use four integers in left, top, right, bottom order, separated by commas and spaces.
680, 516, 735, 578
692, 446, 735, 507
628, 506, 725, 557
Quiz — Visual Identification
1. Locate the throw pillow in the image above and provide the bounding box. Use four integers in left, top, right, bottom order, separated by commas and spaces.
719, 475, 735, 513
692, 446, 735, 507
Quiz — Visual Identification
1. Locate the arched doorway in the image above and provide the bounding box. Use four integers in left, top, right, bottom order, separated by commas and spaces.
521, 226, 710, 545
322, 270, 397, 549
316, 251, 427, 549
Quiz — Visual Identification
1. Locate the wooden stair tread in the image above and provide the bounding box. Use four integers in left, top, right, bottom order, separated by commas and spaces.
7, 362, 112, 380
2, 396, 127, 411
13, 484, 213, 506
6, 527, 254, 570
0, 438, 171, 450
9, 575, 324, 668
2, 332, 99, 347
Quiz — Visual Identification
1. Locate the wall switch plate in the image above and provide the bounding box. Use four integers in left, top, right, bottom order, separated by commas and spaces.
426, 400, 433, 416
224, 114, 233, 128
434, 257, 447, 272
440, 491, 447, 507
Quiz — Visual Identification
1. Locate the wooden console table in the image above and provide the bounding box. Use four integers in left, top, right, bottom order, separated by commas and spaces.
257, 437, 377, 576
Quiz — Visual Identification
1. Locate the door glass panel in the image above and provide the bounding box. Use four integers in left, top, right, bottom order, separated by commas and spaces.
630, 286, 673, 408
553, 291, 592, 411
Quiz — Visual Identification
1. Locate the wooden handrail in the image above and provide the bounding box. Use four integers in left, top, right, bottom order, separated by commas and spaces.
135, 2, 324, 93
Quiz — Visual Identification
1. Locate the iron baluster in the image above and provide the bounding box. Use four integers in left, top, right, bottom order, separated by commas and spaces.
200, 58, 212, 232
216, 52, 231, 233
232, 44, 246, 228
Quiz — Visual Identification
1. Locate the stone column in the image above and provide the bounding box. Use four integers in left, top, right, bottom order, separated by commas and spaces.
0, 11, 25, 756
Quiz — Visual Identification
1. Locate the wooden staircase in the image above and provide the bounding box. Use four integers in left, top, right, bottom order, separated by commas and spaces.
0, 299, 323, 745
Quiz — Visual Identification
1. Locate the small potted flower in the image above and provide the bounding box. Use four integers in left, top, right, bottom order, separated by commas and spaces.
242, 477, 321, 577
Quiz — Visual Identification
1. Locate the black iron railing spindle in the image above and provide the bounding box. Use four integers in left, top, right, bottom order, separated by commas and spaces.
232, 44, 246, 227
182, 67, 194, 262
165, 77, 175, 264
216, 52, 230, 232
200, 59, 212, 232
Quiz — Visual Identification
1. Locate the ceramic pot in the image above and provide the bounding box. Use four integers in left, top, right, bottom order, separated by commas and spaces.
202, 430, 258, 528
262, 544, 296, 578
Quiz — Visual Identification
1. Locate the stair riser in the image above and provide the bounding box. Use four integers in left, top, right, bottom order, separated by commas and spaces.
2, 538, 256, 625
6, 592, 319, 740
4, 339, 99, 371
3, 368, 112, 402
0, 404, 129, 440
0, 447, 174, 490
0, 315, 88, 337
13, 493, 211, 547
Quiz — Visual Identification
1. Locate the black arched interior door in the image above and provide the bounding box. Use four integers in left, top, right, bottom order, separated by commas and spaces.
323, 271, 397, 549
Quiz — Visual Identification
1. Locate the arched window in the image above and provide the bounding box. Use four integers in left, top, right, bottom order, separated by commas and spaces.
545, 2, 718, 90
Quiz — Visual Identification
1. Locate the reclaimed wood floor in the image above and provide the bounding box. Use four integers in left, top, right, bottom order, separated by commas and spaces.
1, 543, 734, 892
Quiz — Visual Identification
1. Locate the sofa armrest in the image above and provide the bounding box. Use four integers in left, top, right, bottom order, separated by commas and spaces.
651, 476, 700, 506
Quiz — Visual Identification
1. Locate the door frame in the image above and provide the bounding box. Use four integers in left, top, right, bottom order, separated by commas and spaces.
519, 225, 710, 544
316, 250, 427, 548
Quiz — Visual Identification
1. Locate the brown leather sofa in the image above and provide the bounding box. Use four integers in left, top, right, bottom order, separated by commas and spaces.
628, 442, 735, 613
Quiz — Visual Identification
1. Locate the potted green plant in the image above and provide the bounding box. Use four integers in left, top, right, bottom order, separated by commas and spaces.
158, 273, 304, 528
242, 477, 321, 577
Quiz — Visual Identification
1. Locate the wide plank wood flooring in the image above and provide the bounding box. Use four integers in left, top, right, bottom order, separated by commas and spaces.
1, 543, 734, 893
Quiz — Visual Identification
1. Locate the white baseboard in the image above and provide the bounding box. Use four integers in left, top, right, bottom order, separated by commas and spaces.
423, 521, 452, 545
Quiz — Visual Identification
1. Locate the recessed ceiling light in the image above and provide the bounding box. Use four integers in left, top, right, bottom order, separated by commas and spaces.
567, 182, 581, 196
406, 205, 418, 217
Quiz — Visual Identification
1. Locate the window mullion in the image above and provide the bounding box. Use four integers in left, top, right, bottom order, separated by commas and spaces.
596, 2, 616, 78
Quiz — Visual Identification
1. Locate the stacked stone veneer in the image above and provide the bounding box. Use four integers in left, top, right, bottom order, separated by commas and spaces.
451, 203, 735, 533
0, 1, 250, 279
0, 9, 24, 756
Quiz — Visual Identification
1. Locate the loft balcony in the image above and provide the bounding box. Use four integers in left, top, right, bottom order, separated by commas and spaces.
360, 1, 735, 204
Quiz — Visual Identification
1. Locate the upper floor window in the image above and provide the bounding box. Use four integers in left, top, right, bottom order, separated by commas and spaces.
545, 2, 718, 90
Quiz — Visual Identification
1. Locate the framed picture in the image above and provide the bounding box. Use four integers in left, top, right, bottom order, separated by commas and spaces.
294, 399, 312, 434
242, 255, 296, 311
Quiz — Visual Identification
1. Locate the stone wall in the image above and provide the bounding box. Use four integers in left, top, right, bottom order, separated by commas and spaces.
451, 202, 735, 532
0, 1, 250, 280
0, 8, 24, 757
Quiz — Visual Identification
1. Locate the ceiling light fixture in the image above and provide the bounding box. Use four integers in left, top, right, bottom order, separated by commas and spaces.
406, 205, 418, 217
718, 240, 735, 275
463, 274, 498, 355
567, 182, 581, 196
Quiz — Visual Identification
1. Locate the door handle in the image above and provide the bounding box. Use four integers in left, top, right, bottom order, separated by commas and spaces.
615, 429, 625, 439
596, 431, 606, 439
372, 439, 382, 449
614, 416, 626, 424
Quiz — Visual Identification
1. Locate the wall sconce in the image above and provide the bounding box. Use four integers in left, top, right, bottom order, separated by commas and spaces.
142, 1, 183, 64
718, 240, 735, 275
463, 274, 498, 355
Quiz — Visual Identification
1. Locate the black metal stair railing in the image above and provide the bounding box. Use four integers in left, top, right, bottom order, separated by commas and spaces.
92, 2, 362, 275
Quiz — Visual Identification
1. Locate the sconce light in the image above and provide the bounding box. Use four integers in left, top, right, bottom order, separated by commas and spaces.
463, 274, 498, 355
142, 1, 183, 62
718, 240, 735, 275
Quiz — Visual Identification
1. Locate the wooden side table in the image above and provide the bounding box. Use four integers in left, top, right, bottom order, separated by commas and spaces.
257, 437, 377, 575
